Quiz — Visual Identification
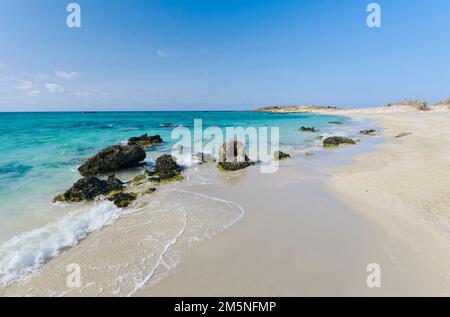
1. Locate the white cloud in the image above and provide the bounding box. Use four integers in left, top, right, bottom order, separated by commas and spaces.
45, 83, 64, 93
73, 90, 91, 96
157, 50, 169, 58
14, 80, 40, 96
15, 80, 33, 91
55, 71, 80, 80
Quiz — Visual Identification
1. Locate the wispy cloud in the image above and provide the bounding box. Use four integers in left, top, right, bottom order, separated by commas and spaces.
0, 63, 11, 70
14, 80, 40, 96
45, 83, 64, 93
157, 50, 169, 58
55, 71, 80, 80
73, 90, 92, 96
23, 72, 49, 81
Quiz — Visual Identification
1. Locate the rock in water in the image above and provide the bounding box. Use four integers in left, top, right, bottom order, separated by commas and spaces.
329, 121, 343, 125
78, 145, 146, 177
395, 132, 412, 138
274, 151, 291, 160
53, 176, 123, 202
323, 136, 356, 147
299, 126, 316, 132
108, 192, 137, 208
127, 134, 163, 150
360, 129, 377, 135
217, 140, 253, 171
154, 154, 182, 180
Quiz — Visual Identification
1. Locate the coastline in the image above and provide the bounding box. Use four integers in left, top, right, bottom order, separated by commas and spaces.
1, 108, 450, 296
137, 109, 450, 296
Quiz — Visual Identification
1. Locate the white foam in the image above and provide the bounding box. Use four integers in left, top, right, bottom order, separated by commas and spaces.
0, 201, 122, 288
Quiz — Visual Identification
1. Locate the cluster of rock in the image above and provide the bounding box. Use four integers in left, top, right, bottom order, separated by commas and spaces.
54, 134, 180, 208
53, 175, 123, 203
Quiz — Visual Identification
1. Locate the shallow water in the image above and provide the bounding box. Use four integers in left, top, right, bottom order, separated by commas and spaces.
0, 111, 373, 289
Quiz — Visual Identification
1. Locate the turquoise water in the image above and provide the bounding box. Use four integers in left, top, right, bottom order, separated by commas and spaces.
0, 111, 347, 232
0, 111, 357, 286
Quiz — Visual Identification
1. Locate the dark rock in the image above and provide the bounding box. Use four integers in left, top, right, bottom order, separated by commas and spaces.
274, 151, 291, 160
127, 134, 163, 150
217, 140, 254, 171
107, 174, 124, 186
154, 155, 182, 180
144, 187, 157, 195
194, 152, 216, 163
299, 126, 316, 132
329, 121, 343, 125
108, 192, 137, 208
78, 145, 146, 177
323, 136, 356, 147
360, 129, 377, 135
53, 176, 123, 203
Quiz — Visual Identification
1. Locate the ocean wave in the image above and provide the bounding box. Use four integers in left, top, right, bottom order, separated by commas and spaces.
0, 201, 122, 288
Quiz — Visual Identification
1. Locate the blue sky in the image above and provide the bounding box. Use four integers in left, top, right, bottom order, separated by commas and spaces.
0, 0, 449, 111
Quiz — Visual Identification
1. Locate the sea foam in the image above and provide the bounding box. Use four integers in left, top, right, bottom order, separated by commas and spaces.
0, 201, 122, 287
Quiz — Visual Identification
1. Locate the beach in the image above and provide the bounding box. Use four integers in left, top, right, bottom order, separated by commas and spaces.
140, 109, 450, 296
1, 108, 450, 296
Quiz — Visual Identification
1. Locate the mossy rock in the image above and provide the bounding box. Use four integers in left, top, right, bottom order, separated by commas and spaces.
106, 189, 124, 200
323, 136, 356, 147
143, 187, 157, 195
132, 174, 148, 185
152, 174, 184, 183
52, 193, 66, 203
108, 192, 138, 208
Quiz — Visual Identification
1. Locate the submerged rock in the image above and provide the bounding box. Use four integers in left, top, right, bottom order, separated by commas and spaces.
154, 154, 182, 180
299, 126, 316, 132
127, 134, 163, 150
395, 132, 412, 138
194, 152, 216, 163
323, 136, 356, 147
329, 121, 343, 125
217, 140, 253, 171
360, 129, 377, 136
78, 145, 146, 177
53, 176, 123, 203
108, 192, 137, 208
274, 151, 291, 160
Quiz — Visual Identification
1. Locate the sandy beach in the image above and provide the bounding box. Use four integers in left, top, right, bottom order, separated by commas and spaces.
138, 108, 450, 296
2, 107, 450, 296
